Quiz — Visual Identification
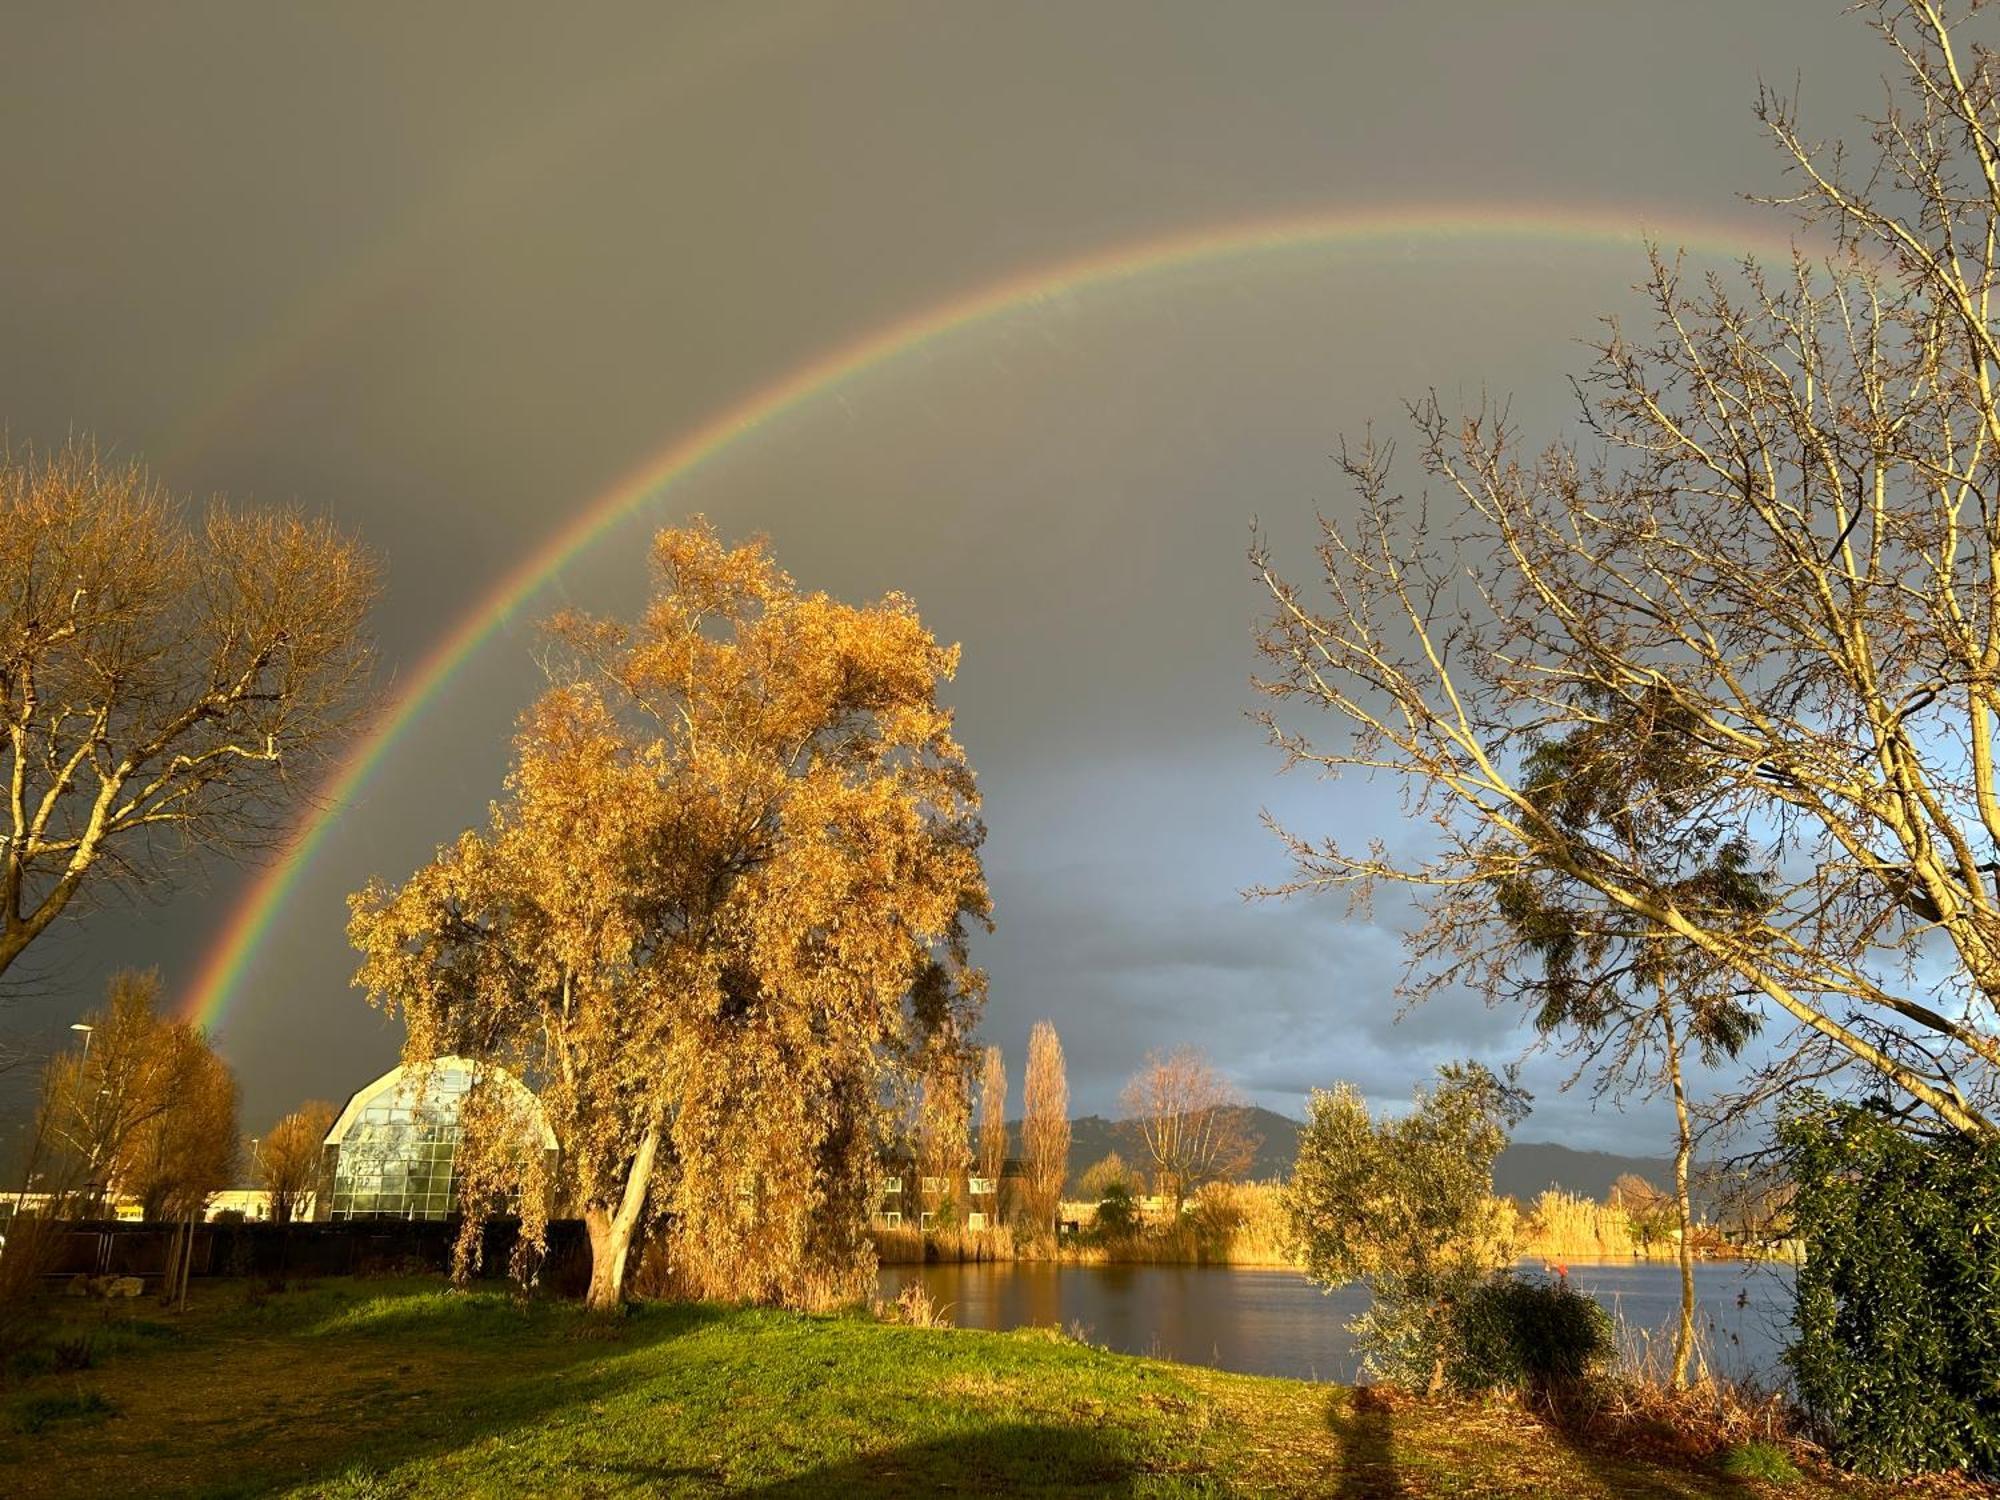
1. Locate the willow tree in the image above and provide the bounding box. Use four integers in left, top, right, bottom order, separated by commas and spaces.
350, 522, 988, 1309
1255, 0, 2000, 1136
2, 442, 377, 982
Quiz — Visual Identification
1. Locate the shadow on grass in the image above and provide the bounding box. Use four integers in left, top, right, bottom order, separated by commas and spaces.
1531, 1390, 1739, 1500
11, 1292, 740, 1500
1325, 1384, 1400, 1499
732, 1422, 1155, 1497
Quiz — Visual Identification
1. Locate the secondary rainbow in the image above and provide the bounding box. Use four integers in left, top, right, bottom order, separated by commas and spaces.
180, 200, 1804, 1033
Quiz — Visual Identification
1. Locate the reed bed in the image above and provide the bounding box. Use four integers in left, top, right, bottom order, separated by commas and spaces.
1515, 1189, 1655, 1261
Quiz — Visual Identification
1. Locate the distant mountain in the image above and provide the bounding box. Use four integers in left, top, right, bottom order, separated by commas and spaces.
1492, 1141, 1677, 1204
1028, 1110, 1686, 1203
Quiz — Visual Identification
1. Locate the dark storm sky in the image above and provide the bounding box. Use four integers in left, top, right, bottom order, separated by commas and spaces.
0, 3, 1895, 1153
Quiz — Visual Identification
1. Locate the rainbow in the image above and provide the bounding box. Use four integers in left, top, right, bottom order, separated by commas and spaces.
180, 200, 1804, 1033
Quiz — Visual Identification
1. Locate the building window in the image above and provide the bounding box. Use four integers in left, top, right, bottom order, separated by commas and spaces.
921, 1176, 945, 1195
879, 1211, 902, 1228
968, 1176, 995, 1196
919, 1211, 937, 1230
967, 1211, 988, 1230
881, 1175, 902, 1194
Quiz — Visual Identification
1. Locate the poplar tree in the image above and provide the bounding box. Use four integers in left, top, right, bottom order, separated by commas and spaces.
1021, 1019, 1070, 1233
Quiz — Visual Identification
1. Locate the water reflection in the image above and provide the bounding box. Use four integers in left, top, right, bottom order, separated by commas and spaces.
878, 1259, 1796, 1384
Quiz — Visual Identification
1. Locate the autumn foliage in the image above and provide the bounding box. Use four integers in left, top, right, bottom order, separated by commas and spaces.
33, 970, 239, 1219
256, 1100, 339, 1224
350, 522, 988, 1308
1021, 1020, 1070, 1234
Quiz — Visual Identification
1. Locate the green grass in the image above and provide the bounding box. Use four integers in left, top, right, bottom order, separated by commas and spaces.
1722, 1439, 1804, 1485
0, 1278, 1871, 1497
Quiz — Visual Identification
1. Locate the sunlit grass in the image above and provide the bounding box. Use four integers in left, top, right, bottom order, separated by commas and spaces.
0, 1278, 1861, 1498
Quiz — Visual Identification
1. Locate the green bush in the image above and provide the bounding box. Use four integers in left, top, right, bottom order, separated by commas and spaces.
1093, 1184, 1139, 1240
1778, 1097, 2000, 1478
1449, 1271, 1616, 1394
1345, 1268, 1615, 1397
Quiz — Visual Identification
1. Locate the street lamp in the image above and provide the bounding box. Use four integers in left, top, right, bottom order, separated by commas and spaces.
69, 1021, 93, 1058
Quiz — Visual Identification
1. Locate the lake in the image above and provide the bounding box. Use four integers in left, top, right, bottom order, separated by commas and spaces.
878, 1259, 1797, 1385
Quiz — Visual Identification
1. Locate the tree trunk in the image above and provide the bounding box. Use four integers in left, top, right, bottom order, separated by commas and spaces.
1661, 1000, 1699, 1390
583, 1123, 660, 1311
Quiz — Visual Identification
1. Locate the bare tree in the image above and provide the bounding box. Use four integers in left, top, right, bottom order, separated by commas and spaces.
2, 443, 377, 982
256, 1100, 338, 1224
1254, 1, 2000, 1137
1119, 1045, 1258, 1215
1021, 1019, 1070, 1234
976, 1043, 1009, 1216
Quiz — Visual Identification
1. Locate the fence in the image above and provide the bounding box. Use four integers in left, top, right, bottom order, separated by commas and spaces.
29, 1217, 593, 1293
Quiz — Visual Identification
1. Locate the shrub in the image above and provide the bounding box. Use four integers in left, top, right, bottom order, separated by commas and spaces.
1450, 1271, 1616, 1395
1778, 1096, 2000, 1478
1093, 1184, 1139, 1241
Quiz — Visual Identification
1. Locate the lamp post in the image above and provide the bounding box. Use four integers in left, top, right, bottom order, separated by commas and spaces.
69, 1021, 93, 1059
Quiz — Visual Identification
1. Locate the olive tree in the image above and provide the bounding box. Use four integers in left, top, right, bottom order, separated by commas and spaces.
1284, 1062, 1528, 1390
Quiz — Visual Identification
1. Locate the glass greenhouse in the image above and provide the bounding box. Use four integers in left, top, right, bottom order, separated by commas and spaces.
320, 1057, 551, 1221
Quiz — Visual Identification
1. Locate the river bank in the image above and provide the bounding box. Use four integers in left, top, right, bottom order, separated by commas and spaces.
0, 1277, 1887, 1498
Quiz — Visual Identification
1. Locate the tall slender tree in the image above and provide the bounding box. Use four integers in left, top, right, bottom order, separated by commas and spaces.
917, 1032, 973, 1226
1021, 1019, 1070, 1234
1492, 689, 1769, 1386
976, 1043, 1009, 1219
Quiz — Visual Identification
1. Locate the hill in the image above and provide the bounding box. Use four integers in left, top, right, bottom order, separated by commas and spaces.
1038, 1110, 1685, 1202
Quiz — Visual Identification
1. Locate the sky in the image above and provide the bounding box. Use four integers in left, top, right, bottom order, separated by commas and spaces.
0, 2, 1900, 1156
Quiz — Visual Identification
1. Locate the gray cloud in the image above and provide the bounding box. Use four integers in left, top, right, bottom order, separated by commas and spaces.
0, 2, 1891, 1162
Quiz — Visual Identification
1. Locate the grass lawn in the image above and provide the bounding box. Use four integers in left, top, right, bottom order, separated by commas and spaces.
0, 1278, 1924, 1497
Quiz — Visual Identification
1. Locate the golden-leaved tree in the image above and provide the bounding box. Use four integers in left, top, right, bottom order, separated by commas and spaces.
257, 1100, 339, 1224
1021, 1019, 1070, 1232
916, 1027, 973, 1224
118, 1041, 238, 1222
350, 522, 988, 1309
976, 1043, 1009, 1209
32, 969, 237, 1218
